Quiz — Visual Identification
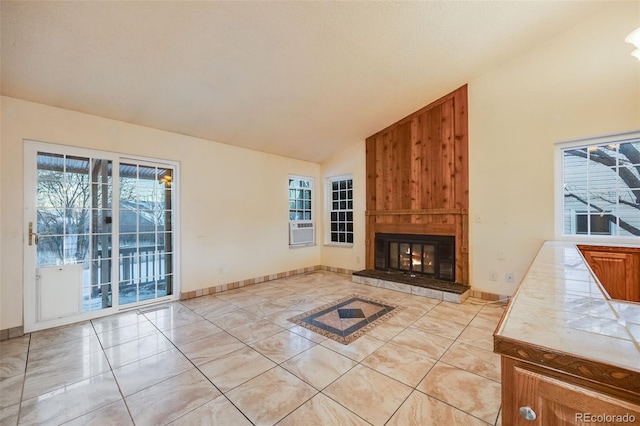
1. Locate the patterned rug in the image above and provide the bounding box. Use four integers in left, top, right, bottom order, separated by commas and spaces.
288, 294, 405, 345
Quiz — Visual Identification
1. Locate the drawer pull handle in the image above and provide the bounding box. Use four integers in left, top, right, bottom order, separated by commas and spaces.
519, 406, 537, 421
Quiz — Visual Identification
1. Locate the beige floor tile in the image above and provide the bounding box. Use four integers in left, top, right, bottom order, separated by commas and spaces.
440, 341, 501, 382
29, 321, 95, 350
169, 394, 252, 426
226, 319, 285, 344
469, 307, 504, 331
214, 288, 251, 300
63, 399, 133, 426
19, 372, 121, 425
180, 294, 219, 310
417, 362, 501, 424
139, 302, 191, 320
251, 330, 315, 363
457, 325, 495, 352
207, 309, 260, 330
281, 344, 357, 390
228, 294, 270, 309
429, 303, 479, 323
387, 391, 488, 426
199, 346, 276, 392
148, 309, 204, 331
366, 321, 406, 341
412, 311, 470, 340
0, 335, 30, 357
0, 374, 24, 409
91, 310, 148, 333
96, 320, 158, 349
393, 294, 441, 312
243, 300, 291, 318
391, 326, 454, 359
126, 369, 220, 425
362, 342, 436, 387
288, 324, 328, 343
27, 334, 102, 364
6, 272, 510, 425
201, 302, 240, 320
385, 307, 427, 328
323, 364, 412, 426
178, 332, 245, 366
0, 349, 27, 380
263, 308, 306, 327
161, 319, 223, 346
112, 348, 194, 396
320, 334, 385, 362
191, 297, 235, 317
0, 403, 19, 425
279, 393, 369, 426
103, 331, 174, 369
496, 408, 502, 426
226, 367, 317, 426
23, 350, 111, 399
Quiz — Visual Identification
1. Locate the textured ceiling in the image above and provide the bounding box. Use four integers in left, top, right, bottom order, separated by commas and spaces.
1, 1, 606, 163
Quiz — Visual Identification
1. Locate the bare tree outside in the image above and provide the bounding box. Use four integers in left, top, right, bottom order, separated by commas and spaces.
563, 140, 640, 236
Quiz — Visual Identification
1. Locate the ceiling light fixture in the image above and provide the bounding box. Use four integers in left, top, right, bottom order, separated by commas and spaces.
625, 27, 640, 60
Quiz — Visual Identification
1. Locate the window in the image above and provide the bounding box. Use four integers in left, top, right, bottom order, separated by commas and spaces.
558, 131, 640, 238
328, 176, 353, 244
289, 176, 313, 221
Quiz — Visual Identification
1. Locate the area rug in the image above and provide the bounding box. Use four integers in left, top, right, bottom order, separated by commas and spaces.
288, 294, 405, 345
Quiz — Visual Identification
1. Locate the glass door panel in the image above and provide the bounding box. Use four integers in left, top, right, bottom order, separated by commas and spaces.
35, 152, 113, 314
118, 162, 175, 305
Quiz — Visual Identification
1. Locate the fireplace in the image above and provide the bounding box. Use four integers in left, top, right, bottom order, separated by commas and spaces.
374, 233, 455, 282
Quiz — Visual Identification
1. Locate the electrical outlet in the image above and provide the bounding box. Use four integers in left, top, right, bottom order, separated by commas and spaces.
475, 215, 483, 223
497, 250, 506, 261
505, 272, 514, 283
489, 271, 498, 281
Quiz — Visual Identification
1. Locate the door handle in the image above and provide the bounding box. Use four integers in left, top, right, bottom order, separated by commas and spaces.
28, 222, 39, 246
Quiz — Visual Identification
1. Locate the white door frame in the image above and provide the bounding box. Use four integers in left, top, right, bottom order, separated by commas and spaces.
23, 140, 181, 332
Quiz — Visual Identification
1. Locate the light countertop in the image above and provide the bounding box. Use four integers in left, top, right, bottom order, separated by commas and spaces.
494, 241, 640, 375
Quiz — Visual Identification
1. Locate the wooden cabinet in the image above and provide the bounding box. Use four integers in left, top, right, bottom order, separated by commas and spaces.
578, 245, 640, 302
502, 358, 640, 425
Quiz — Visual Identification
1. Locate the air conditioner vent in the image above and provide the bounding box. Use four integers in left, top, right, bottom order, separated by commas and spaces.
290, 222, 314, 245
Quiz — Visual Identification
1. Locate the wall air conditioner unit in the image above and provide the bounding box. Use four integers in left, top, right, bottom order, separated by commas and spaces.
289, 221, 315, 246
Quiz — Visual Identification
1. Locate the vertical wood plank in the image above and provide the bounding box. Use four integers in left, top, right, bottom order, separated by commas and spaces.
364, 85, 468, 284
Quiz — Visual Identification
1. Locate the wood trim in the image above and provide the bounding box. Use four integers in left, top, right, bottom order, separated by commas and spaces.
494, 335, 640, 394
366, 209, 468, 216
365, 85, 469, 283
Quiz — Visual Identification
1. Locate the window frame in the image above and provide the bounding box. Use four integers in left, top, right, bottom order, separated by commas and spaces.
555, 130, 640, 242
288, 175, 314, 223
325, 174, 354, 246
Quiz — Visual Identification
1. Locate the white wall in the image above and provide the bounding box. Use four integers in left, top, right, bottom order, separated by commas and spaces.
320, 141, 366, 271
0, 97, 321, 329
468, 1, 640, 295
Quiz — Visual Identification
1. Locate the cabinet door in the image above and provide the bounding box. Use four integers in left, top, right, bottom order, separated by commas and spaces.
507, 364, 640, 425
582, 250, 638, 302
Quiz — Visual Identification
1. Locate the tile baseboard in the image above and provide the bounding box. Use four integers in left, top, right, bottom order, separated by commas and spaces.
0, 325, 25, 341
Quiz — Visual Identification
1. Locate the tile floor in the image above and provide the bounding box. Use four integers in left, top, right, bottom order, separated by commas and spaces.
0, 271, 504, 425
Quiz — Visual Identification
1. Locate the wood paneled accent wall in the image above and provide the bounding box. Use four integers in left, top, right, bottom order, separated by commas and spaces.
365, 85, 469, 284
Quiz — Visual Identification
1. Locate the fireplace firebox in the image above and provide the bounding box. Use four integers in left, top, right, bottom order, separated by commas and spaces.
374, 233, 455, 282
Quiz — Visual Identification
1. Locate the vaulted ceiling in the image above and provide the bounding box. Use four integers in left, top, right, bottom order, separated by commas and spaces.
1, 1, 606, 163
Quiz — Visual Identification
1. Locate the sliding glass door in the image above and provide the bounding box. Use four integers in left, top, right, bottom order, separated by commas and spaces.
24, 141, 179, 332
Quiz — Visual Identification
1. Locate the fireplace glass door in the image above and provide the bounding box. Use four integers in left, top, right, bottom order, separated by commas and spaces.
390, 242, 436, 275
